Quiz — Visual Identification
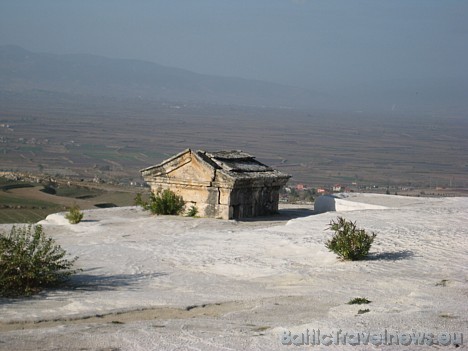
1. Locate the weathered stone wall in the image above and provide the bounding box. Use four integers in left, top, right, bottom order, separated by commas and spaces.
145, 179, 283, 219
145, 177, 230, 219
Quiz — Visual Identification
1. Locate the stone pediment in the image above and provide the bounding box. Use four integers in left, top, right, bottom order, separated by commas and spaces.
140, 149, 216, 186
141, 149, 290, 185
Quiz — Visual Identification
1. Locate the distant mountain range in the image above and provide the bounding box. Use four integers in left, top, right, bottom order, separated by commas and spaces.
0, 45, 320, 108
1, 45, 467, 113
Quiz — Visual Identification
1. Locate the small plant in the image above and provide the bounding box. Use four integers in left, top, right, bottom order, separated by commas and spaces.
65, 203, 84, 224
186, 205, 198, 217
436, 279, 448, 287
0, 225, 78, 297
134, 193, 146, 207
348, 297, 371, 305
146, 189, 185, 215
357, 309, 370, 315
325, 217, 376, 261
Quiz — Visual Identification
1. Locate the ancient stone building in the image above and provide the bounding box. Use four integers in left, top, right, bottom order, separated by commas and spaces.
140, 149, 290, 219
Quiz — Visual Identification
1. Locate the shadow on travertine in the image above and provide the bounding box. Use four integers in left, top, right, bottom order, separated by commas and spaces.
66, 271, 167, 291
367, 250, 415, 261
236, 206, 314, 223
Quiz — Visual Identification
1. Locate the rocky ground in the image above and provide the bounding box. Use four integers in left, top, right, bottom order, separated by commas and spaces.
0, 195, 467, 350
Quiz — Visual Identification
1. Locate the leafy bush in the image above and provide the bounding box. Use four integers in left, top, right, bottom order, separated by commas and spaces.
65, 204, 83, 224
186, 205, 198, 217
134, 193, 146, 207
146, 189, 185, 215
0, 225, 78, 297
348, 297, 371, 305
325, 217, 376, 261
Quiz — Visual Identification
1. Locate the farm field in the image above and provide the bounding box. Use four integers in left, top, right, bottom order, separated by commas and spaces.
1, 94, 467, 191
0, 176, 137, 223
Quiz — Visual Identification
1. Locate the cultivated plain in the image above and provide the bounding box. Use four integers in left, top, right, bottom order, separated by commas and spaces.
1, 93, 467, 190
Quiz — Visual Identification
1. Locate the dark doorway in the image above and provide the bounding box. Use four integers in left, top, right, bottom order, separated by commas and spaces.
232, 204, 240, 219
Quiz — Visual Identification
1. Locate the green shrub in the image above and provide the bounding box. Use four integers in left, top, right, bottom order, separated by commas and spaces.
65, 204, 83, 224
134, 193, 146, 207
348, 297, 371, 305
186, 205, 198, 217
0, 225, 78, 297
146, 189, 185, 215
325, 217, 376, 261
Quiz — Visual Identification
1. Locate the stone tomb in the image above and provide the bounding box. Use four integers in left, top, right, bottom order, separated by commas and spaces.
140, 149, 290, 219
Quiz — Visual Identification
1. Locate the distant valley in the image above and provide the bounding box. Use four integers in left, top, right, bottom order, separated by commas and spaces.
0, 45, 467, 207
1, 92, 466, 190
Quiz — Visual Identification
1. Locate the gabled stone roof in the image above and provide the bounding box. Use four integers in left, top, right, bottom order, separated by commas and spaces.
205, 150, 253, 160
141, 148, 290, 182
197, 150, 289, 181
202, 150, 272, 173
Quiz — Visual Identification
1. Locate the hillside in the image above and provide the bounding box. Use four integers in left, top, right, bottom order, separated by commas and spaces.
0, 45, 318, 108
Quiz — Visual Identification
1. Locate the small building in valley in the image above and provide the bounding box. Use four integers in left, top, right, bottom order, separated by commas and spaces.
140, 149, 290, 219
332, 184, 343, 192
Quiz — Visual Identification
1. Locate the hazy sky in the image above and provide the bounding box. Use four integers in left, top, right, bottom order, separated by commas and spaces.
1, 0, 467, 98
